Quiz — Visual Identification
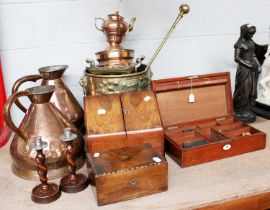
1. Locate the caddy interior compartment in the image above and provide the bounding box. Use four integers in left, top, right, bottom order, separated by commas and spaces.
165, 125, 197, 135
196, 128, 228, 143
213, 122, 243, 133
166, 130, 209, 148
219, 125, 260, 138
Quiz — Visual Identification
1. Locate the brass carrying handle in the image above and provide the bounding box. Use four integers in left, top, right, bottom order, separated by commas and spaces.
4, 90, 30, 142
94, 17, 105, 32
79, 75, 88, 96
12, 75, 42, 113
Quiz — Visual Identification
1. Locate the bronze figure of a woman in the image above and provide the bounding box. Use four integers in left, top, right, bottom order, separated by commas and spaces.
233, 24, 262, 123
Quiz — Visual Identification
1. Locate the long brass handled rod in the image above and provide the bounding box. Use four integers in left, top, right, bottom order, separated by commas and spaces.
145, 4, 190, 72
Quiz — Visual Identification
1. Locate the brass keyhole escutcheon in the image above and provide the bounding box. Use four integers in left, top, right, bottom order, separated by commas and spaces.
129, 178, 137, 187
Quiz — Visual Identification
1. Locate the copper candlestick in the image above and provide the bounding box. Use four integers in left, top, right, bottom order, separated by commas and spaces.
30, 137, 61, 204
60, 128, 89, 193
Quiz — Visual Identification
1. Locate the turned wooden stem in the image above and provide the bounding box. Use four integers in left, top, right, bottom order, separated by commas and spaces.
35, 149, 48, 190
66, 141, 77, 182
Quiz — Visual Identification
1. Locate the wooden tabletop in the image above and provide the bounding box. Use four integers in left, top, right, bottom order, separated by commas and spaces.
1, 117, 270, 210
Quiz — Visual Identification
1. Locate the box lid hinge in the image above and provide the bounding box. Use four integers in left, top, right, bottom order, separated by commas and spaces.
187, 75, 199, 80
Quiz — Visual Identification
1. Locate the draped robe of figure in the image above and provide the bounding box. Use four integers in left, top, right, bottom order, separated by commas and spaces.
233, 24, 261, 123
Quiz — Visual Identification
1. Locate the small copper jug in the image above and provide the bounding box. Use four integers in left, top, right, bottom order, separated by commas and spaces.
4, 85, 85, 180
12, 65, 84, 132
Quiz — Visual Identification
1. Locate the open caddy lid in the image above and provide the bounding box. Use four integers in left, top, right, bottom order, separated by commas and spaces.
151, 72, 233, 128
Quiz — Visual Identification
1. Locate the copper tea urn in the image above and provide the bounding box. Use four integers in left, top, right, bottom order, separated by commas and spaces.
94, 11, 136, 67
80, 12, 152, 95
80, 5, 190, 96
4, 85, 85, 180
12, 65, 84, 132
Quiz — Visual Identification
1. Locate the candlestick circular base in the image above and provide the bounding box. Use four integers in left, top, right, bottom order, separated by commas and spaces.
31, 183, 61, 204
60, 173, 89, 193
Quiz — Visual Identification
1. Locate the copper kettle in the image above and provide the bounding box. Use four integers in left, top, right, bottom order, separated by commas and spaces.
12, 65, 84, 132
95, 11, 136, 47
4, 85, 85, 180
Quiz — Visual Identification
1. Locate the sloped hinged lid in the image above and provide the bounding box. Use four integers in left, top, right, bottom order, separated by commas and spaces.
121, 91, 162, 131
151, 72, 233, 128
84, 94, 125, 135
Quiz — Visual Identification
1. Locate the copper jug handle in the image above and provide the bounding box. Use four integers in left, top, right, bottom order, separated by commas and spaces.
94, 17, 105, 32
12, 75, 42, 113
4, 90, 29, 141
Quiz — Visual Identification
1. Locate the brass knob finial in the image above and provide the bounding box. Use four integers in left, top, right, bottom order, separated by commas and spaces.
179, 4, 190, 15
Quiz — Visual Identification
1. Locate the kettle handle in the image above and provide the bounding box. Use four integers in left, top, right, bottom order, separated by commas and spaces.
12, 75, 42, 113
94, 17, 105, 32
4, 90, 29, 142
128, 17, 136, 32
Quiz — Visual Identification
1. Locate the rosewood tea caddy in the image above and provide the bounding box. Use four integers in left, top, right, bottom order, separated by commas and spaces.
84, 90, 164, 156
87, 144, 168, 206
152, 72, 266, 167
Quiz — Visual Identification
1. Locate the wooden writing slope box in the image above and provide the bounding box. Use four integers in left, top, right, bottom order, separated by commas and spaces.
87, 144, 168, 206
84, 90, 164, 156
152, 72, 266, 167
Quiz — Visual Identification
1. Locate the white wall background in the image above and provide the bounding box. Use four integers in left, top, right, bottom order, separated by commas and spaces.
1, 0, 270, 122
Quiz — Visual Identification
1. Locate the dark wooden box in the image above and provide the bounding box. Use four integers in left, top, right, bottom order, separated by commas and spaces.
152, 72, 266, 167
87, 144, 168, 206
84, 90, 164, 156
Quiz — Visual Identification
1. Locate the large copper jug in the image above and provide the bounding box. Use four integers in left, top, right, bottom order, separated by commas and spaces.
12, 65, 84, 132
4, 85, 85, 180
